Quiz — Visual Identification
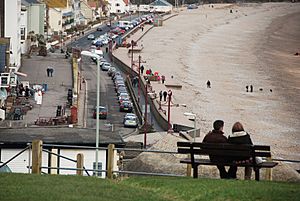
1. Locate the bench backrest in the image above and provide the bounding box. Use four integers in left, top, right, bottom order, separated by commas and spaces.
177, 142, 271, 163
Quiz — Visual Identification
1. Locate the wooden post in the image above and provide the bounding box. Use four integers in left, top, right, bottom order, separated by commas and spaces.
76, 153, 84, 176
107, 144, 115, 179
32, 140, 42, 174
187, 164, 192, 177
265, 157, 273, 181
50, 149, 58, 174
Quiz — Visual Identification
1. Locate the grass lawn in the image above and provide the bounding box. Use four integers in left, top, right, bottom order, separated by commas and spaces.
0, 173, 299, 201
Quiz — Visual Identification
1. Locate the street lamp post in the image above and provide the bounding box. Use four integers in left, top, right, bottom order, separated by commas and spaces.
81, 50, 101, 176
131, 40, 134, 69
184, 112, 197, 142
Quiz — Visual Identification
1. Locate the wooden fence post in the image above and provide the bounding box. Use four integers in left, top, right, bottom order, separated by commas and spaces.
76, 153, 84, 176
265, 157, 273, 181
107, 144, 115, 179
32, 140, 42, 174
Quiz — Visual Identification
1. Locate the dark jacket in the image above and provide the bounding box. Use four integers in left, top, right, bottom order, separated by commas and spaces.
228, 131, 253, 161
203, 130, 228, 162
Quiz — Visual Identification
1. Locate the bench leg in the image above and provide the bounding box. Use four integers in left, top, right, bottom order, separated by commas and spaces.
254, 168, 260, 181
193, 165, 198, 178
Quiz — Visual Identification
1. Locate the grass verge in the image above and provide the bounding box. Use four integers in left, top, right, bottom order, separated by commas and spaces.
0, 173, 299, 201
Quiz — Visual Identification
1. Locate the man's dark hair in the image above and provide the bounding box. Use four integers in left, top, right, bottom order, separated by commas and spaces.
213, 120, 224, 131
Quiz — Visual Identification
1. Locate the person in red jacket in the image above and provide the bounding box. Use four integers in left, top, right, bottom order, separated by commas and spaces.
203, 120, 229, 179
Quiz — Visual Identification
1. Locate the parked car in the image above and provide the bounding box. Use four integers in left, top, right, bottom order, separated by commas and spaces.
120, 101, 133, 112
101, 62, 111, 71
118, 94, 130, 104
87, 34, 95, 40
124, 113, 138, 128
117, 87, 128, 96
93, 106, 108, 119
107, 67, 116, 76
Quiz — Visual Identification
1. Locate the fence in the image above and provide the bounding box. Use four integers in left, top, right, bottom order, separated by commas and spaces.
1, 140, 299, 180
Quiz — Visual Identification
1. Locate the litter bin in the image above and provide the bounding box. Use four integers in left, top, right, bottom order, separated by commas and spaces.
42, 83, 48, 91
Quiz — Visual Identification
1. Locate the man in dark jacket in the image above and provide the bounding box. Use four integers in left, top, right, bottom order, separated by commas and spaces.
203, 120, 228, 179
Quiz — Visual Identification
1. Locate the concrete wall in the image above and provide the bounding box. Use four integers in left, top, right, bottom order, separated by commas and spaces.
5, 0, 21, 68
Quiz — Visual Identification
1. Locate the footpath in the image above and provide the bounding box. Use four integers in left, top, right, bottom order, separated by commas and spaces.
113, 14, 197, 141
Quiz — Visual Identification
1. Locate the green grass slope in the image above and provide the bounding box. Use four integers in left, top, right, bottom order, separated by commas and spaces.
0, 173, 299, 201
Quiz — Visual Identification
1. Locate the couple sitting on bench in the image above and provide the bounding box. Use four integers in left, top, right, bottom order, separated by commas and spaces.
203, 120, 253, 179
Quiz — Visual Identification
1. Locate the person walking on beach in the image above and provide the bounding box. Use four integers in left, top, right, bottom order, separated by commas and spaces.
163, 91, 168, 102
140, 65, 144, 75
49, 67, 54, 77
207, 80, 211, 88
203, 120, 229, 179
250, 85, 253, 92
246, 85, 249, 92
159, 90, 163, 102
46, 67, 50, 77
228, 122, 253, 180
161, 75, 166, 84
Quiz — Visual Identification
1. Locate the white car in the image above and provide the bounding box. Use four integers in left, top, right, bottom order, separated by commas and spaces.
87, 34, 95, 40
124, 113, 138, 128
101, 62, 111, 71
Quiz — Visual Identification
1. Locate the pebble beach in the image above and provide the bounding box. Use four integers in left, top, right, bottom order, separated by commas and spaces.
139, 3, 300, 165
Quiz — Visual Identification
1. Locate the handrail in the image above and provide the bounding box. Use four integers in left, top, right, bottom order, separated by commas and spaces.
115, 147, 178, 154
114, 170, 184, 177
43, 143, 108, 150
42, 148, 90, 176
0, 144, 31, 168
41, 166, 107, 173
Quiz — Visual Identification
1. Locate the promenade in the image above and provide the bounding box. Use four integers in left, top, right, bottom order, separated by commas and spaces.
113, 19, 195, 133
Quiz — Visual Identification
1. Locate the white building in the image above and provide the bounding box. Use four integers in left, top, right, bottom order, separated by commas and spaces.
149, 0, 173, 13
3, 0, 22, 69
0, 128, 124, 177
48, 8, 63, 34
109, 0, 129, 14
20, 4, 28, 54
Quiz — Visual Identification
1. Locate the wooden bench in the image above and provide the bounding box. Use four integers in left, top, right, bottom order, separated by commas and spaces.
177, 142, 278, 181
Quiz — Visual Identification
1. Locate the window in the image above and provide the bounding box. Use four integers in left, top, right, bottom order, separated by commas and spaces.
116, 3, 120, 6
117, 10, 121, 13
20, 27, 26, 40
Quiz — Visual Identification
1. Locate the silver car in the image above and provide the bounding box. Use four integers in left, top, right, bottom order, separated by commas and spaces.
124, 113, 138, 128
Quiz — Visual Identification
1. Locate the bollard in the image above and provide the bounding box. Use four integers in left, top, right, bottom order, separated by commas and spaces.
265, 157, 273, 180
107, 144, 115, 179
76, 153, 84, 176
32, 140, 42, 174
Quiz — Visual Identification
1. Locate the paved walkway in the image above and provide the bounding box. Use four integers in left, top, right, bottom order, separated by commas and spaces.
113, 21, 194, 129
17, 53, 73, 125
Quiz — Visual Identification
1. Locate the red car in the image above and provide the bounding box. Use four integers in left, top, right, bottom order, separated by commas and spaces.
93, 106, 108, 119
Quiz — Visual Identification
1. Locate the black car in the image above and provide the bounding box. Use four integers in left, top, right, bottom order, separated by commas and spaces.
119, 101, 133, 112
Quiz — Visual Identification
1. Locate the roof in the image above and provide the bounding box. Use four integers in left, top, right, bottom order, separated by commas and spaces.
62, 11, 74, 17
123, 0, 129, 6
21, 0, 42, 6
0, 127, 124, 147
150, 0, 172, 7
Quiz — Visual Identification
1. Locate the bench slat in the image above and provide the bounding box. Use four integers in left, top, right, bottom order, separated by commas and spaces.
178, 148, 252, 157
180, 158, 278, 168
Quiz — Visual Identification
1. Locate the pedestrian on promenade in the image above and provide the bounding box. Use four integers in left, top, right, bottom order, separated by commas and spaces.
206, 80, 211, 88
250, 85, 253, 92
140, 65, 144, 74
159, 90, 163, 102
161, 75, 166, 84
46, 67, 50, 77
246, 85, 249, 92
141, 26, 144, 32
163, 91, 168, 102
